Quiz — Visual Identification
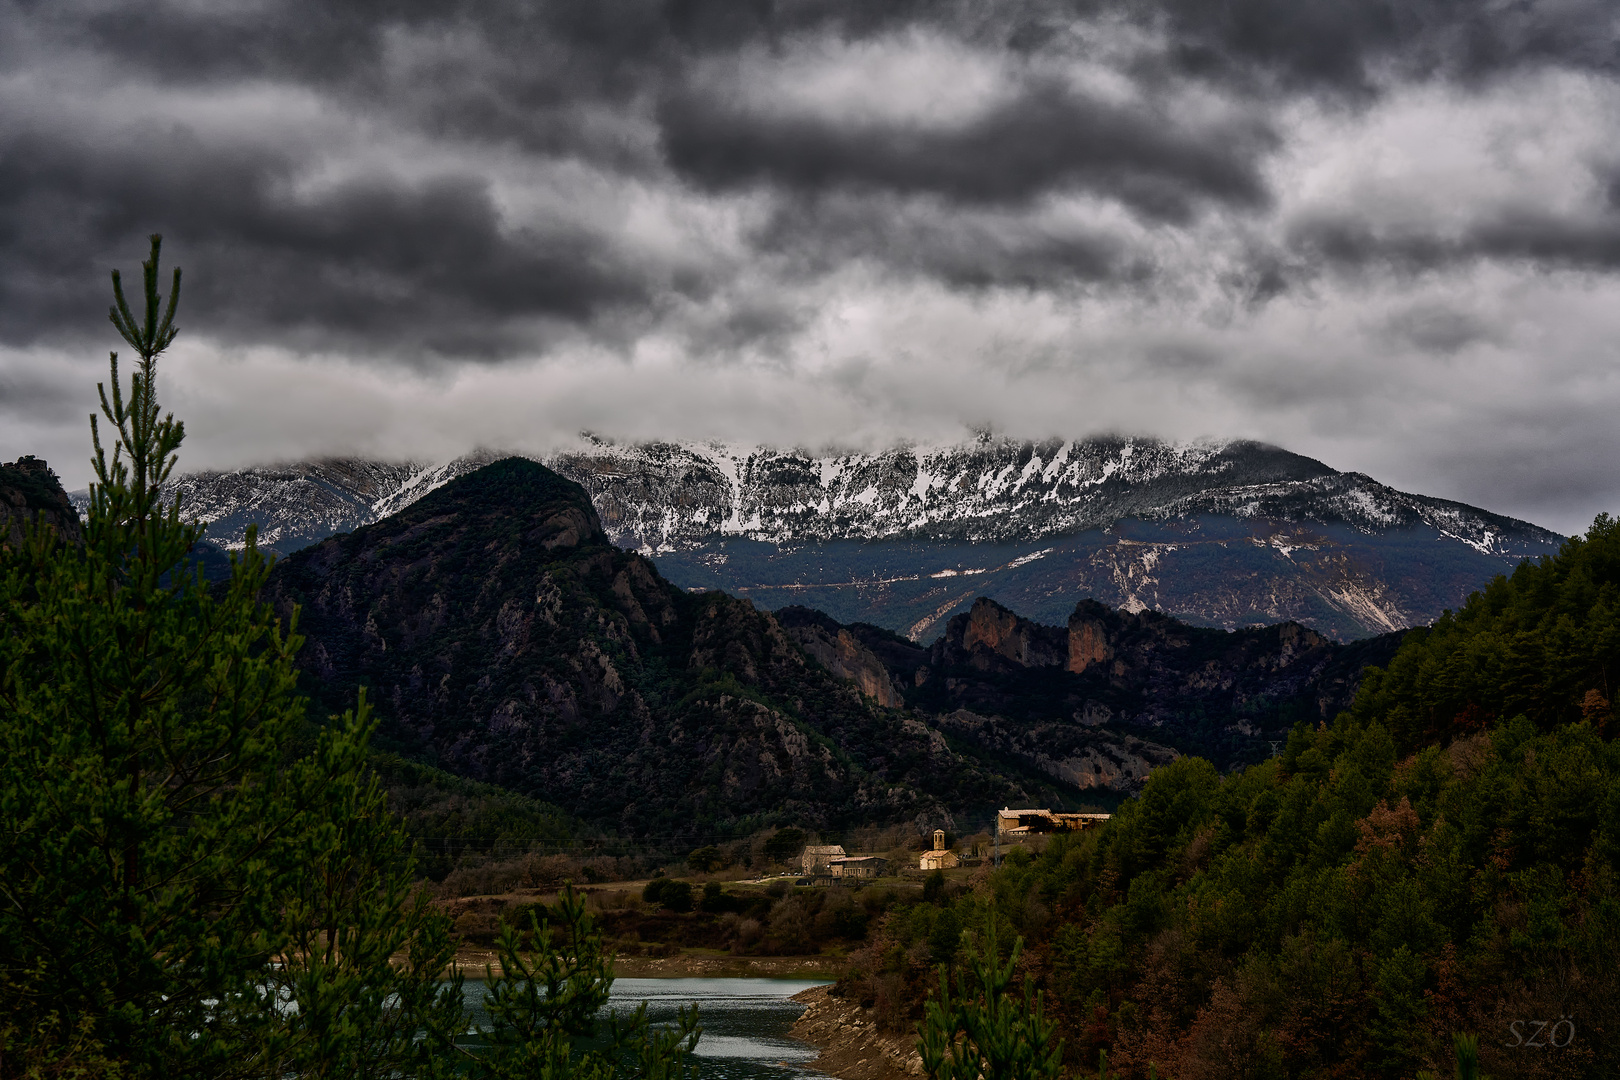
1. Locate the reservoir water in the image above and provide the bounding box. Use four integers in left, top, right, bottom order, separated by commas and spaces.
460, 977, 829, 1080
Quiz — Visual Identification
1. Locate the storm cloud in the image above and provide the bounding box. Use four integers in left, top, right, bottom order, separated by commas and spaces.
2, 0, 1620, 533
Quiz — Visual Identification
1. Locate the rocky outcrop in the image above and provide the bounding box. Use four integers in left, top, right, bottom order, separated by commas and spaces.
855, 595, 1409, 772
1068, 607, 1114, 674
764, 593, 1395, 781
930, 598, 1067, 672
776, 608, 906, 708
957, 598, 1067, 669
1, 457, 83, 549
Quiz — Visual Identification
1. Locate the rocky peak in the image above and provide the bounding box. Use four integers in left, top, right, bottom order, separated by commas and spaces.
1067, 600, 1116, 675
1, 457, 84, 549
936, 597, 1068, 671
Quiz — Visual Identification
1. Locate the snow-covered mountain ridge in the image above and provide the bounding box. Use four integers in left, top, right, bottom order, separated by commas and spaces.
554, 436, 1558, 557
109, 435, 1563, 642
152, 434, 1559, 558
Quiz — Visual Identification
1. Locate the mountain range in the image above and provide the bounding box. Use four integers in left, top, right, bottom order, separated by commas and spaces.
257, 455, 1410, 837
126, 435, 1563, 642
16, 450, 1485, 833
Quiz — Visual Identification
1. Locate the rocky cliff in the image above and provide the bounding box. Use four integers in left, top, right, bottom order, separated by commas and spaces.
775, 591, 1404, 784
817, 596, 1407, 776
1, 457, 83, 549
775, 608, 910, 709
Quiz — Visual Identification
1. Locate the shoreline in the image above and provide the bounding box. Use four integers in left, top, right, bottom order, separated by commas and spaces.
449, 948, 847, 980
445, 947, 911, 1080
789, 985, 921, 1080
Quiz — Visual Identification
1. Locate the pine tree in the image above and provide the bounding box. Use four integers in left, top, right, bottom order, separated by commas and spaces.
0, 236, 464, 1077
0, 235, 708, 1080
467, 887, 700, 1080
917, 916, 1063, 1080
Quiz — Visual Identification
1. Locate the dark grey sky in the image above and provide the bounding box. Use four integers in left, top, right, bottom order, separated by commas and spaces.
2, 0, 1618, 533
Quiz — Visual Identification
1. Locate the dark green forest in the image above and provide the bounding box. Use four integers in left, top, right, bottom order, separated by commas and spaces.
844, 516, 1620, 1078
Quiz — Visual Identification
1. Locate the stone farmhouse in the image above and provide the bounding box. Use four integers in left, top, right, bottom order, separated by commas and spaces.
800, 845, 845, 876
996, 808, 1111, 838
828, 855, 888, 880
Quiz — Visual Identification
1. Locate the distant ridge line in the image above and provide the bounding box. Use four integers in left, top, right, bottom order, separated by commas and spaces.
128, 434, 1560, 556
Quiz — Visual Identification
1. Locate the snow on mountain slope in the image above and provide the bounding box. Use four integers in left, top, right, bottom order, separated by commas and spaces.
151, 434, 1557, 557
117, 435, 1564, 641
552, 435, 1558, 557
155, 456, 494, 552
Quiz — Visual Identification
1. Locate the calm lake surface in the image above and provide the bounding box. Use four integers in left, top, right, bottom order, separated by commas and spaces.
460, 977, 829, 1080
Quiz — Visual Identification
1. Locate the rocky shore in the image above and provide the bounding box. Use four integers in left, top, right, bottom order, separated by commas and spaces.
789, 985, 922, 1080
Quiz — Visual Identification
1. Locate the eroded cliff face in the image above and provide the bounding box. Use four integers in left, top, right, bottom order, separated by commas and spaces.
1, 457, 83, 549
776, 609, 907, 709
882, 596, 1405, 772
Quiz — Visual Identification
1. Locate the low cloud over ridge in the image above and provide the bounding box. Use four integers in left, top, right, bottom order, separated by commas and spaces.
2, 0, 1620, 535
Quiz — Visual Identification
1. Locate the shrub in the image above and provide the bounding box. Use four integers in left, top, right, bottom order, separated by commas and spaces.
658, 880, 694, 913
700, 882, 733, 913
687, 846, 725, 873
763, 827, 807, 866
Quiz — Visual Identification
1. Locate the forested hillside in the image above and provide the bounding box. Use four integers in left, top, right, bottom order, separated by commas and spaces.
849, 516, 1620, 1079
